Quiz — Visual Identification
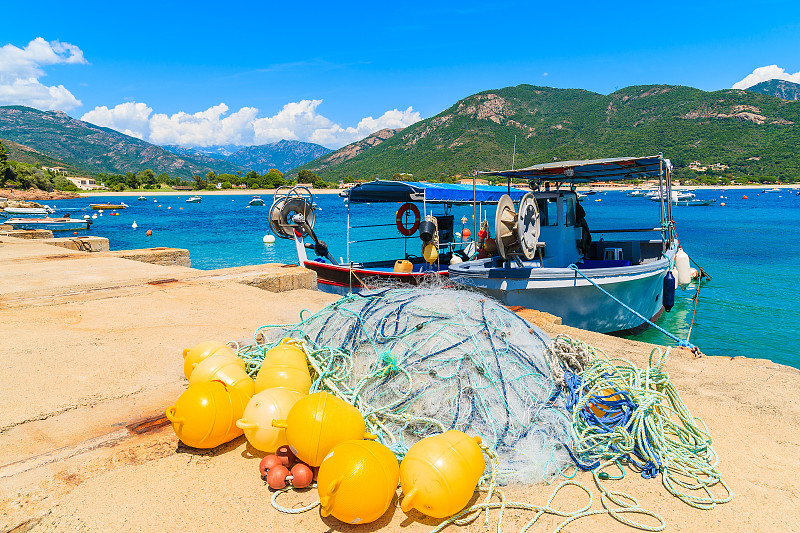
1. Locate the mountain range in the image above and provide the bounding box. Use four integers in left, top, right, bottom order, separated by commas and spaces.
0, 106, 331, 178
2, 79, 800, 183
294, 81, 800, 182
746, 79, 800, 101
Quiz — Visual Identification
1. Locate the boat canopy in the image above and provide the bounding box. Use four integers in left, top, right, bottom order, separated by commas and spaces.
478, 155, 668, 184
343, 180, 528, 204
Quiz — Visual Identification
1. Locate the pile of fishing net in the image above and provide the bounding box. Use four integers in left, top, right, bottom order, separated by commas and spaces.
239, 286, 574, 484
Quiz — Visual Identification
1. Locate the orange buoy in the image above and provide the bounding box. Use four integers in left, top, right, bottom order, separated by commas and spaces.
236, 387, 304, 452
255, 338, 312, 394
461, 227, 471, 240
189, 353, 255, 399
182, 341, 237, 379
742, 195, 748, 199
165, 380, 248, 449
73, 231, 78, 235
272, 391, 373, 466
317, 440, 399, 524
290, 463, 314, 488
400, 430, 485, 518
146, 229, 152, 236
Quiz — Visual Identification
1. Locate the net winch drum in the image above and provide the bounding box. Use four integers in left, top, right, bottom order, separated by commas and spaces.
494, 193, 540, 260
268, 186, 316, 239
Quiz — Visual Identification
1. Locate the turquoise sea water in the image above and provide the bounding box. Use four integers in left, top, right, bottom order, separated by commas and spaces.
47, 189, 800, 369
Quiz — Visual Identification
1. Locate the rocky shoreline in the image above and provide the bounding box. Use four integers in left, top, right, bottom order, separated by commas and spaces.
0, 188, 81, 201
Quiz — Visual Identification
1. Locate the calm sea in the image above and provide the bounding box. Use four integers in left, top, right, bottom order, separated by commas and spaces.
47, 189, 800, 369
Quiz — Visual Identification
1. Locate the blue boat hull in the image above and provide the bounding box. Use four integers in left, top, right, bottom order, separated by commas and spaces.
449, 255, 671, 334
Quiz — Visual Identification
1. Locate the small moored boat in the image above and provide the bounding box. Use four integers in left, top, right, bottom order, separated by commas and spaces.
90, 203, 128, 210
2, 205, 55, 215
138, 196, 147, 201
3, 216, 91, 231
248, 196, 266, 206
186, 195, 202, 203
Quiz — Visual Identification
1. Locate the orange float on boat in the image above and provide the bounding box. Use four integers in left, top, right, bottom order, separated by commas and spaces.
272, 391, 373, 466
317, 440, 399, 524
189, 353, 255, 399
165, 380, 248, 448
255, 338, 312, 394
400, 430, 485, 518
182, 340, 236, 379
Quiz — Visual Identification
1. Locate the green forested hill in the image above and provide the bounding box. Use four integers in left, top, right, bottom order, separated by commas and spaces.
296, 84, 800, 182
0, 106, 248, 178
747, 79, 800, 101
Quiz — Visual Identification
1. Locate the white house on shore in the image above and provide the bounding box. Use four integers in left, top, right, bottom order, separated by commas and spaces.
65, 176, 101, 190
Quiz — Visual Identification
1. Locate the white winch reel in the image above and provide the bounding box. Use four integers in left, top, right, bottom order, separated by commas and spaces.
494, 193, 540, 260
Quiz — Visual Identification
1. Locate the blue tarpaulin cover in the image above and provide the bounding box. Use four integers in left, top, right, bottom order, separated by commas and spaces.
478, 156, 665, 183
343, 180, 528, 204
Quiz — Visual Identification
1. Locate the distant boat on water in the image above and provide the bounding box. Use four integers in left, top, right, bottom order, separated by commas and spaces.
248, 196, 266, 206
762, 188, 781, 193
90, 203, 128, 210
186, 195, 202, 203
138, 196, 147, 201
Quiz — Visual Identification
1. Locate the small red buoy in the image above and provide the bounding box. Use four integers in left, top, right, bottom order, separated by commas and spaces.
462, 228, 471, 240
290, 463, 313, 488
73, 231, 78, 235
276, 445, 296, 467
478, 229, 487, 240
259, 455, 282, 477
146, 230, 152, 236
266, 465, 290, 489
742, 195, 748, 199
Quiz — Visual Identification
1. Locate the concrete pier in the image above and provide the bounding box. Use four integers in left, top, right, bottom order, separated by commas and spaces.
1, 235, 798, 533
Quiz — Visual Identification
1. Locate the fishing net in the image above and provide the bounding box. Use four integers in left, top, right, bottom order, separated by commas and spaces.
239, 286, 575, 484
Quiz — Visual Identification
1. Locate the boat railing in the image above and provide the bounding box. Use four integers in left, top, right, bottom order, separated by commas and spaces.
589, 228, 663, 233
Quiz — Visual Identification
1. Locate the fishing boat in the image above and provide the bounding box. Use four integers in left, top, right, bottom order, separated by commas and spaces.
138, 195, 147, 201
268, 183, 525, 295
248, 196, 266, 206
3, 216, 91, 231
448, 155, 683, 334
90, 202, 128, 210
186, 195, 202, 203
673, 197, 715, 206
762, 187, 781, 193
2, 205, 55, 215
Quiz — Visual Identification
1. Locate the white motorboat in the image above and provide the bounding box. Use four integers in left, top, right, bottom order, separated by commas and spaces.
2, 205, 55, 215
3, 216, 91, 231
186, 195, 202, 203
248, 196, 266, 206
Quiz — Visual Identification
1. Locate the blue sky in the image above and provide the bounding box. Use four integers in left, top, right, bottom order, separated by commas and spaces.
2, 0, 799, 149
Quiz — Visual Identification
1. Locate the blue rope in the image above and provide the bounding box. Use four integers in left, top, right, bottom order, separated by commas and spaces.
567, 264, 694, 349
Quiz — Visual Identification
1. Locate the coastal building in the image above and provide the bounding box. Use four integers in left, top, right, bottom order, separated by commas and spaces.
65, 176, 101, 190
42, 166, 68, 174
457, 178, 489, 185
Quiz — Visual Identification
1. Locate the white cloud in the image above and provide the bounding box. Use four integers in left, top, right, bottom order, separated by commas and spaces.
0, 37, 87, 110
732, 65, 800, 90
81, 102, 153, 139
81, 100, 422, 149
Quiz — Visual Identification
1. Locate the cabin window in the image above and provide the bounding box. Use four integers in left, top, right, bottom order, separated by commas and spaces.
536, 198, 559, 226
565, 198, 576, 227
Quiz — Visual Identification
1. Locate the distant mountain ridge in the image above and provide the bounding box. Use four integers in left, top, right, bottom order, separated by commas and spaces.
0, 106, 248, 178
746, 79, 800, 101
295, 84, 800, 182
164, 140, 332, 173
296, 128, 402, 174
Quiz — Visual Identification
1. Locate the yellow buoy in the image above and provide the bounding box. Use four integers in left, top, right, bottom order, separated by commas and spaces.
182, 341, 236, 379
165, 380, 248, 449
584, 388, 624, 418
423, 243, 439, 264
255, 338, 312, 394
317, 440, 399, 524
189, 353, 255, 399
400, 430, 485, 518
236, 387, 304, 452
272, 391, 373, 466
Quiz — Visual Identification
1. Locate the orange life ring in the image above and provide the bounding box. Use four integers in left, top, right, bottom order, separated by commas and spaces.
396, 203, 421, 236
